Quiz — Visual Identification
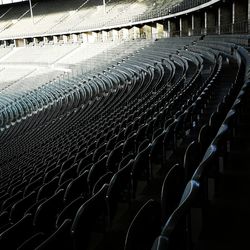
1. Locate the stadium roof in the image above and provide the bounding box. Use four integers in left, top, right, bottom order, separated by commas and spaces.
0, 0, 27, 5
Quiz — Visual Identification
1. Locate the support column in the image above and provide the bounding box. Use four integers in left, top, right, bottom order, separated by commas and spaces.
156, 23, 164, 39
248, 0, 250, 29
191, 14, 195, 35
204, 11, 208, 35
167, 20, 171, 37
122, 28, 129, 40
102, 30, 108, 42
232, 2, 235, 29
23, 38, 28, 46
63, 35, 68, 43
179, 17, 182, 37
82, 33, 88, 43
151, 23, 157, 39
72, 34, 78, 43
33, 37, 38, 45
112, 29, 119, 41
53, 36, 58, 44
89, 32, 98, 43
43, 37, 48, 44
218, 7, 221, 34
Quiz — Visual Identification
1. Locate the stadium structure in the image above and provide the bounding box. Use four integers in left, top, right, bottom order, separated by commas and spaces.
0, 0, 249, 249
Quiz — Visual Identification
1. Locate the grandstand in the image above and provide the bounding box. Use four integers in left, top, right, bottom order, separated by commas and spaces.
0, 0, 249, 250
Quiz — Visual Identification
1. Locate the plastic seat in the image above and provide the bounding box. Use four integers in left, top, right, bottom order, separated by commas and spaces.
161, 163, 185, 225
36, 176, 59, 202
33, 189, 64, 234
87, 155, 108, 193
60, 156, 76, 172
118, 153, 134, 171
92, 171, 113, 195
131, 141, 152, 198
58, 163, 78, 185
106, 142, 124, 172
122, 132, 136, 156
43, 166, 61, 184
124, 199, 161, 250
151, 235, 169, 250
17, 232, 45, 250
24, 177, 43, 196
76, 153, 93, 175
0, 213, 33, 250
35, 219, 73, 250
71, 184, 109, 250
56, 197, 85, 228
1, 190, 23, 212
106, 159, 134, 225
183, 140, 202, 182
93, 143, 107, 162
160, 180, 200, 250
64, 170, 89, 204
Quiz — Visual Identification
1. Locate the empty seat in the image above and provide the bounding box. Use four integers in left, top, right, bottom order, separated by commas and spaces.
17, 232, 45, 250
56, 197, 85, 228
33, 189, 64, 234
35, 219, 73, 250
124, 199, 161, 250
71, 184, 109, 250
160, 180, 200, 250
64, 170, 89, 204
161, 163, 185, 225
0, 213, 33, 250
36, 176, 59, 202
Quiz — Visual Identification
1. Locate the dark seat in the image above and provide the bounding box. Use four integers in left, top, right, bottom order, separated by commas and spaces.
17, 232, 45, 250
123, 132, 136, 156
1, 190, 23, 212
10, 191, 36, 223
56, 196, 85, 228
106, 142, 124, 172
43, 166, 60, 184
106, 159, 134, 225
33, 189, 64, 234
64, 170, 89, 204
71, 184, 109, 250
92, 171, 113, 195
0, 213, 33, 250
0, 211, 9, 231
131, 141, 151, 198
60, 156, 76, 172
35, 219, 73, 250
24, 177, 43, 196
151, 235, 169, 250
118, 153, 134, 171
58, 163, 78, 186
36, 176, 59, 202
87, 155, 108, 193
161, 163, 185, 225
76, 152, 93, 175
124, 199, 161, 250
160, 180, 200, 250
183, 140, 202, 182
93, 142, 107, 162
